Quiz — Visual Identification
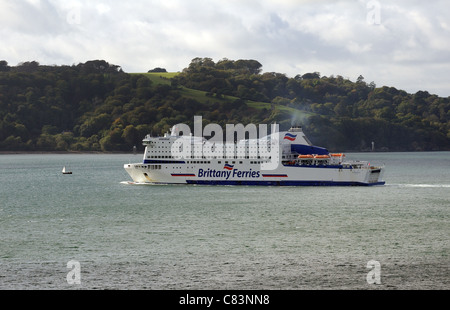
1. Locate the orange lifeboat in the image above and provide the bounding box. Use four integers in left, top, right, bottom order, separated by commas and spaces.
330, 153, 345, 157
298, 155, 314, 159
314, 155, 330, 159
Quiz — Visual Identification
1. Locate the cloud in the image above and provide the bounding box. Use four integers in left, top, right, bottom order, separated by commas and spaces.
0, 0, 449, 96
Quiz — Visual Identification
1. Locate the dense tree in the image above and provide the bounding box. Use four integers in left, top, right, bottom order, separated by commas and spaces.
148, 67, 167, 73
0, 60, 10, 72
0, 58, 448, 152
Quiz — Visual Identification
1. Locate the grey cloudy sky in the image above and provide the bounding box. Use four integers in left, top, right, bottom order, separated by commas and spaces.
1, 0, 449, 96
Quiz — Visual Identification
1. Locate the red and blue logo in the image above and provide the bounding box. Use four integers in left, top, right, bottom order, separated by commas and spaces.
284, 133, 297, 141
223, 164, 234, 170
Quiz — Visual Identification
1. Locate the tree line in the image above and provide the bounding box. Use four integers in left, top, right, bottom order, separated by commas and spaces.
0, 58, 448, 152
173, 57, 449, 151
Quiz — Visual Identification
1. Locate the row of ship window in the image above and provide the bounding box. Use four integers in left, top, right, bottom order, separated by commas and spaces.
140, 161, 267, 167
147, 154, 302, 160
186, 160, 267, 164
151, 142, 269, 146
152, 146, 266, 148
147, 155, 270, 159
135, 165, 161, 170
136, 165, 189, 170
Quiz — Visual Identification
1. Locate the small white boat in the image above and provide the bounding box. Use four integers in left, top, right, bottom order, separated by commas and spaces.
62, 166, 72, 175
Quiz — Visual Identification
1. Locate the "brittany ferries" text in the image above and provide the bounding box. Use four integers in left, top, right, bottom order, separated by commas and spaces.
198, 168, 261, 180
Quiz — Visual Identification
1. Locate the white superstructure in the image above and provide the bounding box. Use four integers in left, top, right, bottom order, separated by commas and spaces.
124, 125, 385, 186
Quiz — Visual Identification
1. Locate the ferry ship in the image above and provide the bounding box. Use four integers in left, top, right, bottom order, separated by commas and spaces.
124, 125, 385, 186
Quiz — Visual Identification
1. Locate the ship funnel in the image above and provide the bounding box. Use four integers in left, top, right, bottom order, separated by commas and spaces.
288, 126, 303, 132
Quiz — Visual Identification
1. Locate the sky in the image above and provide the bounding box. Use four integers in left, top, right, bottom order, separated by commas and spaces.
1, 0, 450, 97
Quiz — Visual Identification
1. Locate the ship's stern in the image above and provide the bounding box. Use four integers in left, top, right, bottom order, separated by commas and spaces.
365, 165, 385, 185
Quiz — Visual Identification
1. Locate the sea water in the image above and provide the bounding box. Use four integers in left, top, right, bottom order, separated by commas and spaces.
0, 152, 448, 289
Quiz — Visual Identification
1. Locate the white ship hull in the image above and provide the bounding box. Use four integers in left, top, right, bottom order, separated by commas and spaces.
124, 161, 384, 186
124, 125, 385, 186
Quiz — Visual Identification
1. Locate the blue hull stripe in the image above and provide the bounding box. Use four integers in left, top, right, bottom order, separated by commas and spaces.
144, 159, 186, 164
262, 174, 288, 178
171, 174, 196, 177
185, 180, 385, 186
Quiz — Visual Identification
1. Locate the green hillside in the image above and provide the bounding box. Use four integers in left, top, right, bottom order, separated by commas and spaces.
133, 72, 179, 85
0, 58, 448, 152
137, 71, 315, 133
